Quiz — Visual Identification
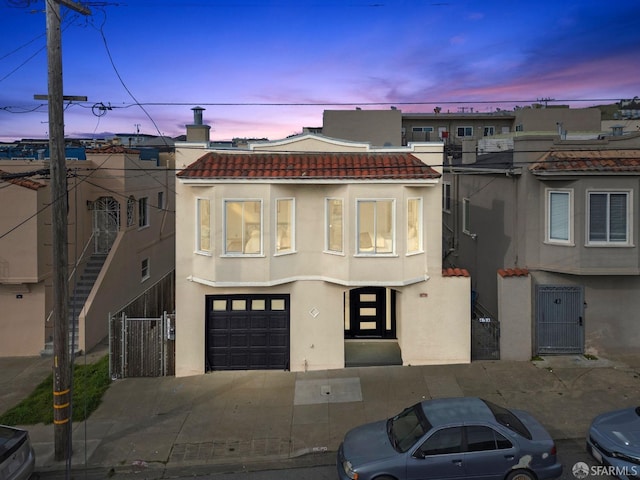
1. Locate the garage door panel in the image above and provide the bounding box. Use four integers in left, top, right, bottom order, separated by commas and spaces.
206, 294, 290, 371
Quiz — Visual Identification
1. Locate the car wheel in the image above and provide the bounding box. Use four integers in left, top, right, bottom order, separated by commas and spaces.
506, 469, 536, 480
374, 476, 397, 480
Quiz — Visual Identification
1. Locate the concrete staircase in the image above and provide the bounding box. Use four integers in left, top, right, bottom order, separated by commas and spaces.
41, 254, 107, 356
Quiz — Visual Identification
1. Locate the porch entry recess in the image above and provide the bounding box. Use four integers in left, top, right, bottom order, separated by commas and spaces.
93, 196, 119, 254
536, 285, 584, 354
346, 287, 396, 338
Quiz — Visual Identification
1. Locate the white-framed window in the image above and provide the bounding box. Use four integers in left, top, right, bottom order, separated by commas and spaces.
276, 198, 294, 254
587, 191, 630, 245
483, 126, 495, 136
138, 197, 149, 228
456, 126, 473, 137
407, 197, 422, 254
411, 126, 434, 132
462, 197, 471, 234
357, 199, 395, 254
126, 196, 135, 227
141, 257, 150, 281
515, 124, 524, 132
196, 197, 211, 254
224, 199, 262, 255
547, 189, 573, 244
325, 198, 343, 253
442, 182, 451, 213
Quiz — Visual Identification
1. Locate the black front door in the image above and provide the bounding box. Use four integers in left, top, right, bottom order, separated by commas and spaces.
347, 287, 395, 338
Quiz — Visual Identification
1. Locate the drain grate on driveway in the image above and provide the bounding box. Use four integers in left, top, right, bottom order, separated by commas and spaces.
294, 377, 362, 405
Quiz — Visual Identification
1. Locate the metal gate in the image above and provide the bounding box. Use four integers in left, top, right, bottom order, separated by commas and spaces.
471, 317, 500, 360
536, 285, 584, 354
109, 311, 175, 378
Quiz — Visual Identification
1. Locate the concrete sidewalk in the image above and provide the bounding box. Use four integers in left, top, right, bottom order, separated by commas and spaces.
2, 348, 639, 479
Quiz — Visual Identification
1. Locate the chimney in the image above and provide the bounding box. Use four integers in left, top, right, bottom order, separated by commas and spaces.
186, 106, 211, 142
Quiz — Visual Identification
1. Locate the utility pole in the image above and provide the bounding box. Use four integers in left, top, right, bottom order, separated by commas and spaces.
45, 0, 90, 462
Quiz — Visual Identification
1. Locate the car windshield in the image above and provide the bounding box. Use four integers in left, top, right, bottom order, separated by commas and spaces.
387, 405, 431, 453
483, 399, 532, 440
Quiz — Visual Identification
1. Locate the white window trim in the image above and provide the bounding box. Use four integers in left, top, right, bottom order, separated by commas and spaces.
585, 189, 633, 247
222, 199, 264, 256
407, 197, 423, 255
442, 182, 452, 213
355, 198, 396, 256
462, 197, 471, 235
324, 197, 345, 255
195, 197, 212, 256
138, 197, 149, 229
545, 189, 574, 245
275, 197, 295, 255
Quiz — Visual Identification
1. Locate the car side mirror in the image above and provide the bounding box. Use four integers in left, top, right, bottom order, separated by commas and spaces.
412, 450, 426, 460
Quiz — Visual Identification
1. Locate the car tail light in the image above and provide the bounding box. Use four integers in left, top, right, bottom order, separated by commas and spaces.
550, 443, 557, 456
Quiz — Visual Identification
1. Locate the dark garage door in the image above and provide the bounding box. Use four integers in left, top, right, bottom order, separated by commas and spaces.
206, 294, 290, 371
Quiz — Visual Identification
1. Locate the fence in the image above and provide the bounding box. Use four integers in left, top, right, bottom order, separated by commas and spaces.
109, 311, 175, 378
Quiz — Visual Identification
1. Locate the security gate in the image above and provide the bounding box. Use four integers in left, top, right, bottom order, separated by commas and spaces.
93, 196, 119, 254
536, 285, 584, 354
471, 317, 500, 360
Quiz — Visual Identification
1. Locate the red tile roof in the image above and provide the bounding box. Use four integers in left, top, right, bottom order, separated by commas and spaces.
498, 268, 529, 277
0, 170, 46, 191
177, 152, 441, 181
442, 267, 470, 277
87, 145, 140, 154
530, 150, 640, 174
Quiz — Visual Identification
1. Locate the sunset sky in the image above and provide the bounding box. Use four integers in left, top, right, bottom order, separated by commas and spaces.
1, 0, 639, 142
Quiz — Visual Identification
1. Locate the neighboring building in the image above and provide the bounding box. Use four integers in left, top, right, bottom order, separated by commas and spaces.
0, 146, 175, 357
322, 104, 604, 149
442, 132, 640, 360
174, 133, 471, 376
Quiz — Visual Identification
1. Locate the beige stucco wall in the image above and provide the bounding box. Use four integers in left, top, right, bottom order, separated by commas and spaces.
323, 109, 403, 147
0, 282, 45, 356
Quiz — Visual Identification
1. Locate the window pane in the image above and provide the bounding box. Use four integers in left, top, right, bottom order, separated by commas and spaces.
327, 199, 343, 252
225, 200, 261, 254
231, 299, 246, 310
276, 199, 293, 252
463, 198, 470, 233
407, 198, 421, 252
212, 300, 227, 311
420, 427, 462, 456
609, 193, 627, 242
549, 192, 569, 241
466, 426, 496, 452
271, 299, 285, 311
251, 299, 266, 310
198, 198, 211, 252
357, 200, 394, 254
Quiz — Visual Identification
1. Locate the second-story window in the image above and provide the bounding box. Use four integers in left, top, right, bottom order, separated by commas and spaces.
442, 182, 451, 213
127, 196, 135, 227
138, 197, 149, 228
326, 198, 343, 253
196, 197, 211, 253
547, 190, 572, 244
462, 197, 471, 235
357, 199, 394, 254
407, 198, 422, 253
224, 200, 262, 255
276, 198, 294, 254
456, 126, 473, 137
587, 191, 630, 245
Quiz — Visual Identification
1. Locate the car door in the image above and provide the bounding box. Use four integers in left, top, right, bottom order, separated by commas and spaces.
406, 426, 467, 480
462, 425, 518, 480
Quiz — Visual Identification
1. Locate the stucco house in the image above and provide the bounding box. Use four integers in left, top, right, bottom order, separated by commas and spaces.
174, 134, 471, 376
0, 146, 175, 357
443, 132, 640, 360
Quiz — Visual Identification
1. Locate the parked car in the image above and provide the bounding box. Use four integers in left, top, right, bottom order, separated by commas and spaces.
0, 425, 35, 480
587, 406, 640, 480
337, 397, 562, 480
